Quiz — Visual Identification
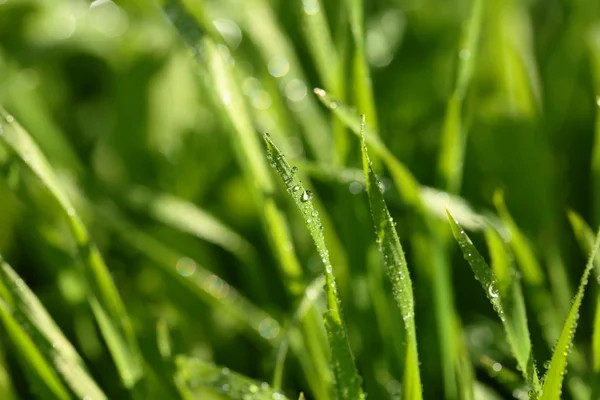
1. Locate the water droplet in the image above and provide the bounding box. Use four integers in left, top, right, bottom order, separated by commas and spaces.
313, 88, 327, 97
268, 56, 290, 77
488, 286, 498, 298
492, 362, 502, 372
349, 181, 363, 194
176, 258, 197, 277
311, 210, 318, 217
264, 132, 271, 138
403, 313, 412, 321
306, 218, 312, 223
221, 383, 230, 392
459, 49, 471, 60
221, 367, 230, 375
329, 100, 339, 109
596, 95, 600, 107
258, 318, 280, 339
249, 384, 259, 393
5, 115, 14, 123
292, 185, 301, 192
291, 166, 298, 173
302, 0, 320, 15
300, 190, 313, 202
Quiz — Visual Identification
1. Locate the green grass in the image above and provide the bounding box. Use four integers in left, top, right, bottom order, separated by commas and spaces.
1, 0, 600, 399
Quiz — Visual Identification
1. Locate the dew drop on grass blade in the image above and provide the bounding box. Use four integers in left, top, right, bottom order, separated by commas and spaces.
175, 356, 290, 400
0, 108, 143, 390
446, 211, 540, 396
0, 254, 107, 400
264, 134, 366, 400
540, 227, 600, 400
359, 117, 422, 400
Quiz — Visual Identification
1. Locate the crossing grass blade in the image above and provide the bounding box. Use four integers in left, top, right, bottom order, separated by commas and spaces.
264, 135, 366, 400
540, 227, 600, 400
0, 254, 107, 399
0, 108, 144, 390
175, 356, 290, 400
567, 210, 600, 396
437, 0, 483, 193
359, 119, 423, 400
446, 211, 540, 396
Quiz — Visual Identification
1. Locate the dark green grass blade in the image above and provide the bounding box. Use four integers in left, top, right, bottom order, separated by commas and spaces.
359, 119, 422, 400
447, 211, 540, 396
0, 108, 143, 389
264, 135, 365, 400
0, 254, 107, 399
175, 356, 290, 400
567, 211, 600, 396
540, 227, 600, 399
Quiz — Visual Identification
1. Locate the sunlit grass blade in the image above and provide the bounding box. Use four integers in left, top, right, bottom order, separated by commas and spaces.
175, 356, 290, 400
567, 210, 600, 396
314, 90, 459, 399
540, 227, 600, 400
446, 211, 540, 396
264, 135, 365, 400
0, 254, 107, 399
0, 108, 144, 390
359, 118, 422, 399
437, 0, 483, 193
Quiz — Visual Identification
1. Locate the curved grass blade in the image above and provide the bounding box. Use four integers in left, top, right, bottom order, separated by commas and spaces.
264, 135, 365, 400
540, 227, 600, 400
437, 0, 483, 193
359, 119, 422, 400
0, 108, 143, 389
567, 211, 600, 397
175, 356, 290, 400
0, 254, 106, 399
446, 211, 540, 396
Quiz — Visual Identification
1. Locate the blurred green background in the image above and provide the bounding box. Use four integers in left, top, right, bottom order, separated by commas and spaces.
1, 0, 600, 399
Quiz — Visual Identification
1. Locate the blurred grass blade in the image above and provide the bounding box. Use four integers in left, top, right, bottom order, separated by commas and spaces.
0, 108, 143, 389
359, 118, 422, 400
175, 356, 290, 399
446, 211, 540, 395
264, 135, 366, 400
0, 254, 107, 399
0, 342, 16, 400
540, 227, 600, 400
437, 0, 483, 193
589, 25, 600, 227
567, 211, 600, 395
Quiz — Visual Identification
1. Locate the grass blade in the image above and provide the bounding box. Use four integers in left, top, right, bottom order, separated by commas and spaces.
0, 254, 107, 399
264, 135, 366, 400
0, 108, 144, 390
446, 211, 540, 395
175, 356, 290, 399
359, 118, 422, 400
540, 228, 600, 400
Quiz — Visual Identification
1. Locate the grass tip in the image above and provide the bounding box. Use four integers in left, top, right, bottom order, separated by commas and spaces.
313, 88, 327, 97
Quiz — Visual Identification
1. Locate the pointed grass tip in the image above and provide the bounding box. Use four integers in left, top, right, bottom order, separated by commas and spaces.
313, 88, 327, 97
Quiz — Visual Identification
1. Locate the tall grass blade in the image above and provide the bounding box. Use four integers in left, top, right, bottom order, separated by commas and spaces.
446, 211, 540, 395
264, 135, 366, 400
359, 118, 423, 400
0, 254, 107, 399
540, 228, 600, 400
437, 0, 483, 193
175, 356, 290, 400
0, 108, 143, 390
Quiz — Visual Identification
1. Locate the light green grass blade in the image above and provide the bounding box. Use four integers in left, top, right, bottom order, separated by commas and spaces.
0, 254, 107, 399
264, 135, 365, 400
437, 0, 483, 193
447, 211, 540, 395
359, 119, 422, 400
566, 211, 600, 395
175, 356, 290, 400
540, 227, 600, 400
0, 108, 143, 390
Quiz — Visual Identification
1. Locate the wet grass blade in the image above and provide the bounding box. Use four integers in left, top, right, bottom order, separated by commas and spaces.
0, 108, 144, 390
175, 356, 290, 400
359, 119, 422, 400
446, 211, 540, 396
264, 135, 365, 400
437, 0, 483, 193
540, 227, 600, 400
0, 254, 107, 399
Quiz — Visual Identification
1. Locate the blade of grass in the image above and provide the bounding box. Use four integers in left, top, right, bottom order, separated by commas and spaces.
566, 211, 600, 397
175, 356, 290, 400
0, 254, 107, 399
264, 135, 366, 400
0, 342, 16, 400
589, 25, 600, 227
540, 227, 600, 400
0, 108, 144, 391
359, 118, 422, 400
446, 211, 540, 396
314, 90, 460, 399
437, 0, 483, 193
